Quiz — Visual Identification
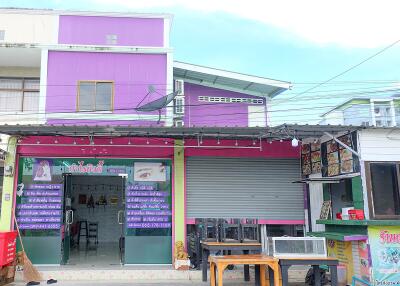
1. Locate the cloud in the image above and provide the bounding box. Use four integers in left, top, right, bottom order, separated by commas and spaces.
89, 0, 400, 48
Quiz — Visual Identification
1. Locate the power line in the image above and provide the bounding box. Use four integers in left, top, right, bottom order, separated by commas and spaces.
287, 38, 400, 100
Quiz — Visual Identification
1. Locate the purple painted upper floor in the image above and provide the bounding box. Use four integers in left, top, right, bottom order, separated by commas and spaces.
58, 15, 166, 47
182, 83, 267, 127
45, 51, 167, 126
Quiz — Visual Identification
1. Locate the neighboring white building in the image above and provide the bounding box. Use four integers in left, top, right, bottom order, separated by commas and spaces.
320, 96, 400, 127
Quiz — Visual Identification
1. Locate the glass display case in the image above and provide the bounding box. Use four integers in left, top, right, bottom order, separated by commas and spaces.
266, 237, 327, 258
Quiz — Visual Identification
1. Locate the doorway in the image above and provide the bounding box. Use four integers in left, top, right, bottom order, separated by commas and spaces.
62, 175, 125, 266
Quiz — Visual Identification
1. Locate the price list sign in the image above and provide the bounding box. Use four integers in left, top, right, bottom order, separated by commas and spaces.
16, 184, 63, 230
126, 185, 171, 229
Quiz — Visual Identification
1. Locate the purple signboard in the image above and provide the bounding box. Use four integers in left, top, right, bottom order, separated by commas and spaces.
127, 185, 155, 191
127, 191, 168, 197
19, 223, 61, 230
26, 197, 62, 203
27, 184, 62, 190
127, 197, 166, 203
17, 217, 61, 223
127, 210, 172, 216
17, 184, 63, 230
126, 184, 171, 229
127, 223, 171, 229
17, 204, 62, 210
17, 210, 62, 216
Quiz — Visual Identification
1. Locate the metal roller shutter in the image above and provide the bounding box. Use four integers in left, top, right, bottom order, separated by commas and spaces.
186, 157, 303, 220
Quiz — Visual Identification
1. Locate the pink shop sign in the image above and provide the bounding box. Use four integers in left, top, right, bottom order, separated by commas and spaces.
68, 160, 104, 174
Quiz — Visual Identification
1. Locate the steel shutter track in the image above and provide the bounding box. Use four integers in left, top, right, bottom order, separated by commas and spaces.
186, 157, 303, 220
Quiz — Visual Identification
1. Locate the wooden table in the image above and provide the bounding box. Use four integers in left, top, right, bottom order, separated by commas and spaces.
209, 254, 280, 286
278, 257, 339, 286
201, 242, 262, 282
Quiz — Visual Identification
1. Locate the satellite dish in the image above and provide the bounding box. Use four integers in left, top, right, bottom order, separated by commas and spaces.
135, 91, 180, 123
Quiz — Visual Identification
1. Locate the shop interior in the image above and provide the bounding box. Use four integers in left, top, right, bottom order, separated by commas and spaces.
67, 175, 124, 266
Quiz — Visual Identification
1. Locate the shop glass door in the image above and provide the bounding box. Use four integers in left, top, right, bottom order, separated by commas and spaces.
61, 173, 73, 264
15, 157, 64, 264
118, 174, 126, 264
124, 161, 172, 264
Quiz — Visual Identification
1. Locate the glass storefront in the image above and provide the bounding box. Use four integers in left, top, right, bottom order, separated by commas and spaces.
15, 157, 172, 265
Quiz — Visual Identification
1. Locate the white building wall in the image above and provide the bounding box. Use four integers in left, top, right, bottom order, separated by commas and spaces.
248, 105, 267, 127
320, 110, 344, 125
358, 129, 400, 161
0, 13, 58, 44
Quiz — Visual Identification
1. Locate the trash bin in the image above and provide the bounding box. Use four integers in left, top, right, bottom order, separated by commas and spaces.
0, 231, 17, 266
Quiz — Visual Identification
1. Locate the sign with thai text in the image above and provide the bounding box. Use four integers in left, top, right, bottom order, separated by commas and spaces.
68, 160, 104, 174
16, 183, 63, 230
125, 184, 171, 229
368, 226, 400, 285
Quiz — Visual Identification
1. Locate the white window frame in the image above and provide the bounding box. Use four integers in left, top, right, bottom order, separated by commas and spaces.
0, 77, 40, 112
174, 96, 185, 114
174, 79, 184, 95
370, 99, 396, 127
77, 81, 114, 112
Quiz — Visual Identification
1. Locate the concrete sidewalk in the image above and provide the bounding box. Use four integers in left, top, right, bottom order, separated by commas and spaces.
10, 281, 306, 286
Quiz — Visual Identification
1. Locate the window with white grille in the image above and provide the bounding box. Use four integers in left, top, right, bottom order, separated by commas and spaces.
0, 78, 40, 112
174, 80, 184, 95
174, 96, 185, 114
198, 96, 263, 104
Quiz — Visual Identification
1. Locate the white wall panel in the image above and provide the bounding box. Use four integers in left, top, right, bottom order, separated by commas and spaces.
359, 129, 400, 161
0, 13, 58, 44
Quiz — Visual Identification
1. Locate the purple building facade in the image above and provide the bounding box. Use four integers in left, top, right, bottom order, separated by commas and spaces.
0, 9, 291, 127
21, 11, 289, 127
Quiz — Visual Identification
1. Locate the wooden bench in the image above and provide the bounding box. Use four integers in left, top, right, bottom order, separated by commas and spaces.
209, 254, 280, 286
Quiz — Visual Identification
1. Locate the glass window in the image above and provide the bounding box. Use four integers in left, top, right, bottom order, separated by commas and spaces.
330, 179, 354, 216
95, 82, 113, 111
78, 81, 113, 111
23, 92, 40, 112
0, 78, 40, 112
369, 163, 400, 217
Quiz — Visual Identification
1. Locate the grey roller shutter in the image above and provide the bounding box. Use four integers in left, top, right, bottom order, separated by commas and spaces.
186, 157, 303, 220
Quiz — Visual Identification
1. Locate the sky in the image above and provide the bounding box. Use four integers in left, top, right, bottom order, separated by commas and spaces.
1, 0, 400, 124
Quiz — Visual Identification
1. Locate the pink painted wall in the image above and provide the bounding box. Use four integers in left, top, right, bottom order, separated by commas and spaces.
185, 139, 300, 158
58, 15, 164, 47
183, 83, 266, 127
17, 136, 175, 158
46, 51, 167, 126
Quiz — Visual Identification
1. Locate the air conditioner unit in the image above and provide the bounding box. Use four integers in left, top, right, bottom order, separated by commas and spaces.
174, 79, 184, 96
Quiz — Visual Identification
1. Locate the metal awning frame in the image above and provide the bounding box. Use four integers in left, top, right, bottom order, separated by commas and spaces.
0, 124, 362, 141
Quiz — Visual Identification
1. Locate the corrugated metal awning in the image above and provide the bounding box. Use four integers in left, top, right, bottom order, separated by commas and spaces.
174, 61, 292, 98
